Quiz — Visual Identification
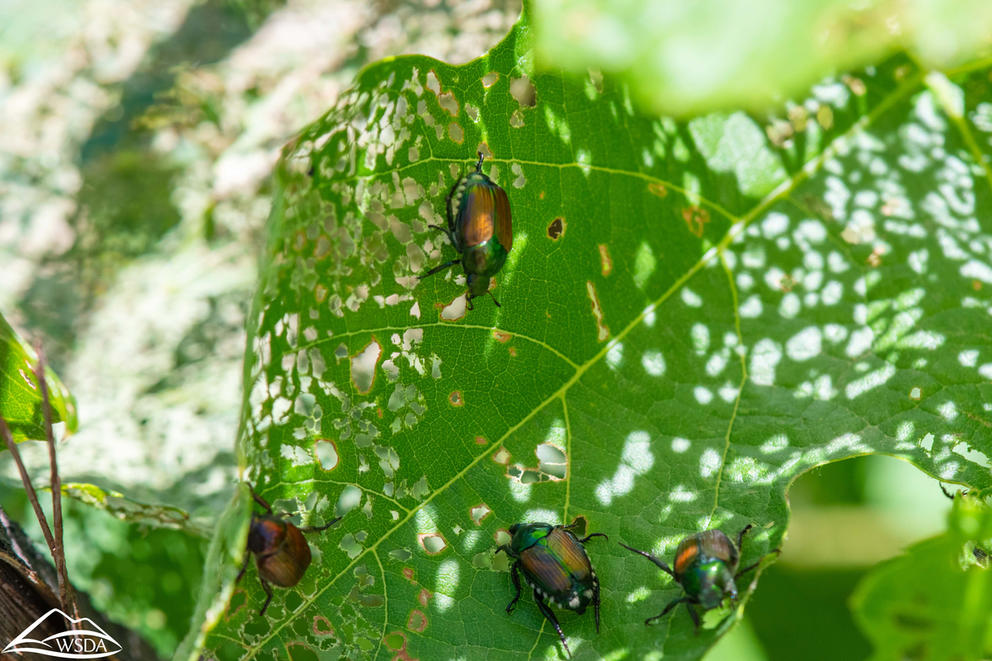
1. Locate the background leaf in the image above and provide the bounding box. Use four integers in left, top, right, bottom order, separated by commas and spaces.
0, 313, 77, 443
851, 488, 992, 659
532, 0, 992, 116
181, 7, 992, 661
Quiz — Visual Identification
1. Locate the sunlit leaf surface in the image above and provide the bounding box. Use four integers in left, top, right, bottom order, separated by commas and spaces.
0, 313, 77, 443
185, 8, 992, 660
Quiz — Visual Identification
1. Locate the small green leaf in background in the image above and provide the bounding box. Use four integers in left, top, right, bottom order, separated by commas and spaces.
62, 482, 212, 539
852, 488, 992, 659
0, 313, 77, 443
532, 0, 992, 116
182, 3, 992, 660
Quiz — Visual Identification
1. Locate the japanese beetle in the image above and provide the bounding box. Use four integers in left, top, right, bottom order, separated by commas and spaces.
236, 486, 341, 616
620, 525, 779, 630
496, 520, 607, 657
421, 152, 513, 310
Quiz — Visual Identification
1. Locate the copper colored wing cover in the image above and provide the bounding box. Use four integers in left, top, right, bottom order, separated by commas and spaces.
460, 183, 512, 251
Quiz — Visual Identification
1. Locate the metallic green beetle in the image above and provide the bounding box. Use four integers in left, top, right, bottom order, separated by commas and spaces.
496, 521, 607, 657
420, 152, 513, 310
620, 525, 778, 630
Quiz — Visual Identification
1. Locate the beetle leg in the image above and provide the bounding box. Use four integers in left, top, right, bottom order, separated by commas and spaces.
235, 551, 251, 584
505, 560, 523, 614
488, 291, 501, 307
533, 590, 571, 658
735, 548, 781, 578
686, 601, 701, 632
426, 223, 457, 246
593, 573, 601, 634
474, 151, 485, 172
420, 259, 460, 279
258, 577, 274, 617
645, 595, 693, 626
578, 532, 608, 544
466, 294, 475, 311
736, 524, 754, 550
249, 487, 273, 515
619, 542, 675, 578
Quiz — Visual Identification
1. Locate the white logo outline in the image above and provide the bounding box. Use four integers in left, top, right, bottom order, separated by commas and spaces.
2, 608, 123, 659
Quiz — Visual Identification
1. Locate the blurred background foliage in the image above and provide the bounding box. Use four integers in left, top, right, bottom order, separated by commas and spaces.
0, 0, 988, 658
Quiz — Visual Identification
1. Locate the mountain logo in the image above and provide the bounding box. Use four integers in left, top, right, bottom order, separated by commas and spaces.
2, 608, 123, 659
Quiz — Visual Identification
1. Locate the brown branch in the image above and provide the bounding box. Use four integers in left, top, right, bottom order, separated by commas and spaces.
0, 417, 57, 559
33, 344, 77, 620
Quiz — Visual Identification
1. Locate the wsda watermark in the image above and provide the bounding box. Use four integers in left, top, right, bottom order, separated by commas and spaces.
3, 608, 123, 659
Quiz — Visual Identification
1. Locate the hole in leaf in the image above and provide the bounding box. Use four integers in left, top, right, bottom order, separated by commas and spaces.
350, 339, 381, 394
449, 391, 464, 407
407, 610, 428, 633
339, 533, 364, 558
418, 532, 448, 555
337, 486, 361, 516
536, 443, 567, 480
439, 294, 467, 321
547, 217, 564, 240
438, 92, 458, 116
510, 76, 536, 107
470, 504, 491, 525
388, 549, 412, 566
315, 439, 339, 471
482, 72, 499, 88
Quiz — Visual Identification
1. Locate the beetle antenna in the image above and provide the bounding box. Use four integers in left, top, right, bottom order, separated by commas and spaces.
419, 259, 459, 280
300, 515, 341, 533
619, 542, 675, 577
474, 151, 484, 171
736, 524, 753, 551
735, 548, 781, 578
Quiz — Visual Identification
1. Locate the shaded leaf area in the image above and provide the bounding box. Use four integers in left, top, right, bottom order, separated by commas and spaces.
188, 11, 992, 661
0, 313, 77, 443
531, 0, 992, 117
852, 488, 992, 659
0, 483, 207, 657
61, 482, 211, 538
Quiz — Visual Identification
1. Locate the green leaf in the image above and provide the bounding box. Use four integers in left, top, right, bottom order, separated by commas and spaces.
851, 489, 992, 659
0, 313, 77, 443
531, 0, 992, 117
184, 8, 992, 660
61, 482, 211, 538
